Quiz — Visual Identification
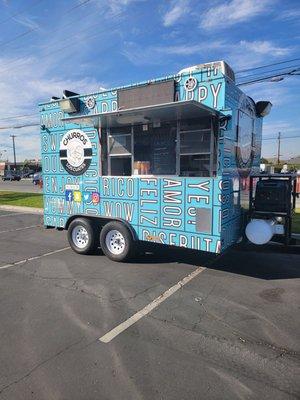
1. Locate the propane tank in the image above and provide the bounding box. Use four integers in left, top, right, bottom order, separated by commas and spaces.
245, 219, 276, 245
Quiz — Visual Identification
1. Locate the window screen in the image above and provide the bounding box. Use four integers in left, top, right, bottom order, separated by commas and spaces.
180, 131, 211, 155
107, 127, 133, 176
180, 154, 211, 177
108, 134, 131, 155
110, 157, 131, 176
179, 116, 217, 177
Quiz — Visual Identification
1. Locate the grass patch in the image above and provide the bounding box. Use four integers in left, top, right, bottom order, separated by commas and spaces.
293, 209, 300, 234
0, 191, 43, 208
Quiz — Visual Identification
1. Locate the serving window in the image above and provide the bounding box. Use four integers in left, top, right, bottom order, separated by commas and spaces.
107, 126, 132, 176
179, 117, 216, 177
133, 123, 176, 175
102, 116, 218, 177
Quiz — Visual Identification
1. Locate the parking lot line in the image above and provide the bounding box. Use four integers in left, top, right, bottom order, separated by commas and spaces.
99, 265, 207, 343
0, 212, 32, 218
0, 225, 40, 234
0, 247, 70, 270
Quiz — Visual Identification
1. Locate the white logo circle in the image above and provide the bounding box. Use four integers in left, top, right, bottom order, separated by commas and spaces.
185, 77, 197, 91
85, 96, 96, 109
60, 129, 92, 176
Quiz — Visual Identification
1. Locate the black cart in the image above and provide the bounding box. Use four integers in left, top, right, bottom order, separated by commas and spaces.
249, 174, 298, 245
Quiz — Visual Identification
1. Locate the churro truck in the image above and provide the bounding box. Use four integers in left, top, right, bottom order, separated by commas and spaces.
39, 60, 296, 261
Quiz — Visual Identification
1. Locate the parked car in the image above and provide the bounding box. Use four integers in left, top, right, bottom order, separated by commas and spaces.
2, 171, 21, 181
32, 172, 42, 185
22, 172, 34, 178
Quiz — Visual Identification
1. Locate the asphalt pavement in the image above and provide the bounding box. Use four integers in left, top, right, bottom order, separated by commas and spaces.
0, 179, 42, 193
0, 210, 299, 399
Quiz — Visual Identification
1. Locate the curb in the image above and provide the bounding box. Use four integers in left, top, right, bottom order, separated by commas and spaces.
0, 205, 43, 215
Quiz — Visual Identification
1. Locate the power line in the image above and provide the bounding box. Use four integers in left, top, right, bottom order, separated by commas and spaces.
0, 8, 97, 55
0, 28, 36, 48
0, 8, 131, 75
0, 0, 92, 51
0, 0, 44, 24
66, 0, 91, 13
0, 123, 40, 130
237, 64, 300, 81
236, 57, 300, 74
237, 68, 300, 86
0, 113, 37, 121
0, 9, 120, 74
262, 135, 300, 141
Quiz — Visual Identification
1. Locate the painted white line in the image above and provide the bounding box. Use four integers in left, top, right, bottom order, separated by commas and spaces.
0, 247, 70, 271
0, 205, 43, 215
0, 225, 40, 234
99, 266, 207, 343
0, 212, 32, 218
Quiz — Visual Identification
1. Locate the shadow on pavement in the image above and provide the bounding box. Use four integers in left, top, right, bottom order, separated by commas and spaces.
212, 243, 300, 280
127, 242, 300, 280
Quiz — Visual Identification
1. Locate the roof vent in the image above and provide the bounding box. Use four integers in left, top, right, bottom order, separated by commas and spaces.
178, 61, 235, 82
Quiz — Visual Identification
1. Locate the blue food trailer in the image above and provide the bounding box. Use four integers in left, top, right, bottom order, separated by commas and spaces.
39, 61, 273, 261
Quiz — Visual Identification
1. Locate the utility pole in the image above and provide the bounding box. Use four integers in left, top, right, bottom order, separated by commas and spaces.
10, 135, 17, 171
277, 131, 281, 165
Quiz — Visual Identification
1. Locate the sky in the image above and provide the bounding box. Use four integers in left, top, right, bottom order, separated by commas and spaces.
0, 0, 299, 163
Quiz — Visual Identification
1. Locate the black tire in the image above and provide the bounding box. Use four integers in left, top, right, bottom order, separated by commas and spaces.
67, 218, 97, 255
100, 221, 135, 262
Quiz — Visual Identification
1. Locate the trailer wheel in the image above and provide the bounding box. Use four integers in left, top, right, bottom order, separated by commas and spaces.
68, 218, 97, 255
100, 221, 135, 262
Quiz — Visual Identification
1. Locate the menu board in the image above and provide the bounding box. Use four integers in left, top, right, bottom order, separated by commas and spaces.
118, 80, 175, 110
152, 131, 176, 175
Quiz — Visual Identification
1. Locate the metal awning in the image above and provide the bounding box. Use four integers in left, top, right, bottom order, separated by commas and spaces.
61, 100, 221, 128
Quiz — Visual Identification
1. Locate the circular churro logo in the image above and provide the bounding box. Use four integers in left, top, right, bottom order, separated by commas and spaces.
59, 129, 92, 176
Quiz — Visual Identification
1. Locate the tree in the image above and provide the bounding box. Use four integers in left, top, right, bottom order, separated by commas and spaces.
260, 157, 269, 164
22, 159, 30, 172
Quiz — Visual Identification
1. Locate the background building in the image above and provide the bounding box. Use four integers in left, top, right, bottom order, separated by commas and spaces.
0, 159, 41, 176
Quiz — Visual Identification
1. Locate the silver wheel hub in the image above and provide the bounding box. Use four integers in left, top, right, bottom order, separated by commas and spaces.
72, 225, 89, 249
106, 229, 125, 255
